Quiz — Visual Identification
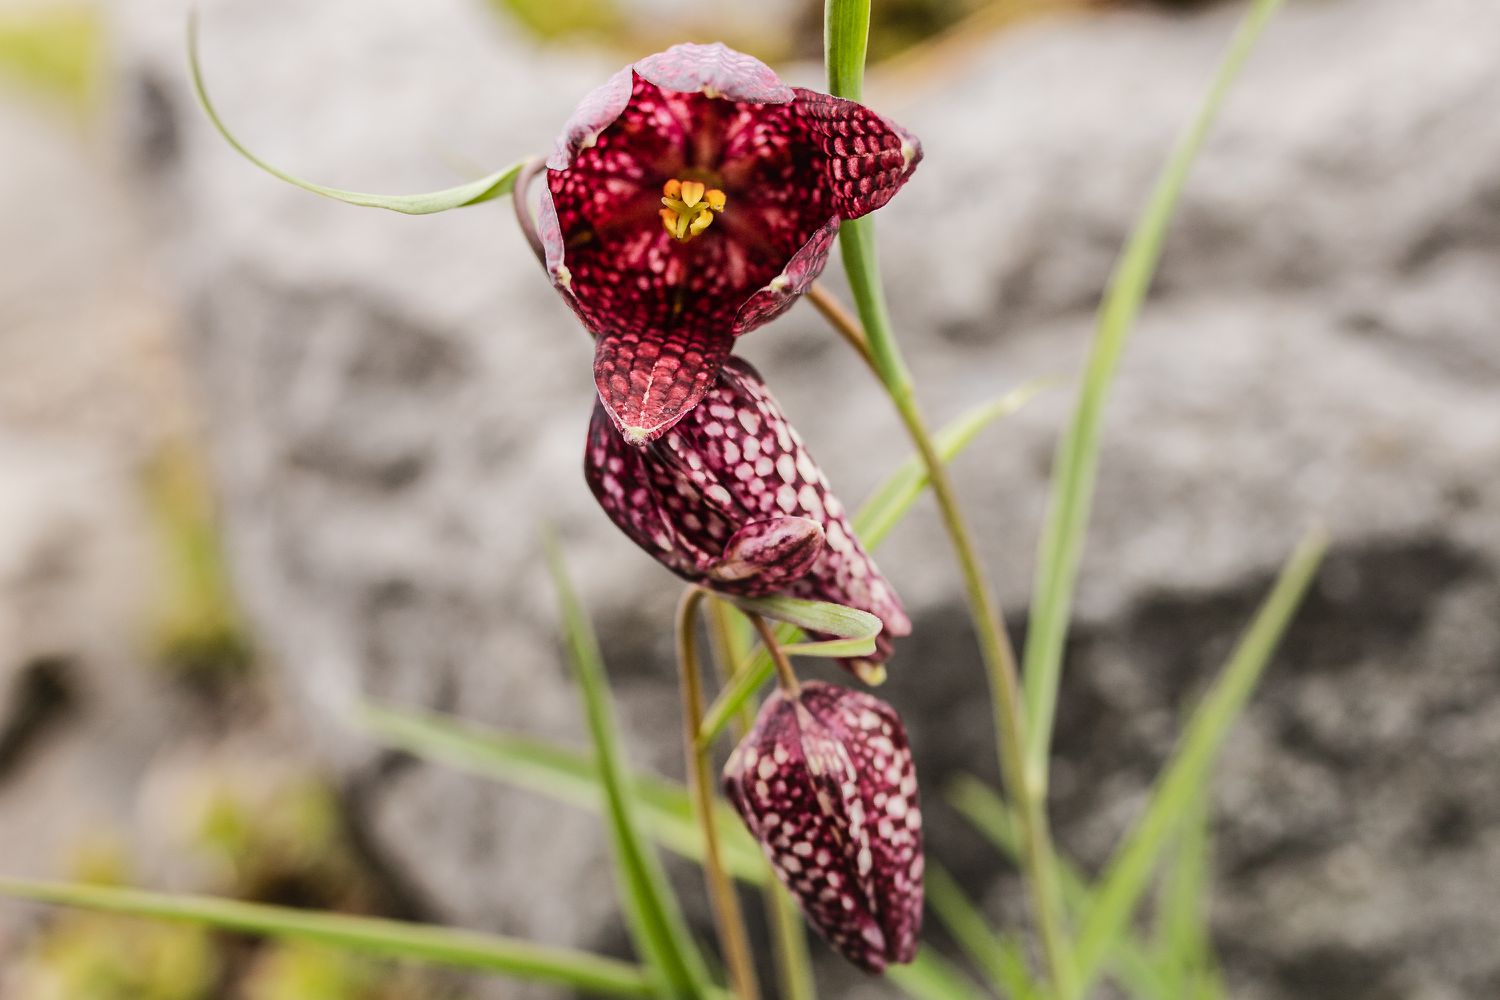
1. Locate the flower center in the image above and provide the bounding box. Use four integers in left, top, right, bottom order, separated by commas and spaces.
659, 179, 726, 242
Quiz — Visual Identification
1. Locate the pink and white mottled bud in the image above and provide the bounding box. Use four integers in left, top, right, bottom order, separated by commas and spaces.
585, 356, 911, 674
723, 682, 924, 973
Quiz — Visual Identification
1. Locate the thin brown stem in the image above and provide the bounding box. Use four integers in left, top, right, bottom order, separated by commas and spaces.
748, 613, 801, 695
511, 157, 546, 266
676, 589, 761, 1000
806, 284, 878, 378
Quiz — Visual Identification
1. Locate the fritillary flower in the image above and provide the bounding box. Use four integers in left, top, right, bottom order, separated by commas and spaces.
723, 681, 923, 973
541, 42, 922, 444
585, 357, 910, 679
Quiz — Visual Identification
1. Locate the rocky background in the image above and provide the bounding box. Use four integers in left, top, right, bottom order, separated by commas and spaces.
2, 0, 1498, 997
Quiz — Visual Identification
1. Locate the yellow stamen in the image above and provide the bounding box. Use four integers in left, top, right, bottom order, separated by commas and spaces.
659, 177, 726, 242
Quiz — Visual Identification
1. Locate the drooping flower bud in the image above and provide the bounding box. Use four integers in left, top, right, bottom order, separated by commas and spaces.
723, 682, 923, 973
585, 356, 910, 677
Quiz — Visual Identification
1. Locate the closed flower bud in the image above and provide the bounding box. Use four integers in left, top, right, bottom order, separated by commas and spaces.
585, 356, 910, 676
723, 682, 923, 973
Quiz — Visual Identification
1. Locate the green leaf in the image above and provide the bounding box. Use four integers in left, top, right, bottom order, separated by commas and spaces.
1154, 786, 1224, 1000
186, 10, 524, 215
1070, 527, 1327, 996
854, 378, 1053, 551
887, 949, 991, 1000
726, 594, 881, 644
1021, 0, 1287, 785
696, 595, 883, 747
925, 864, 1039, 1000
0, 879, 658, 999
945, 776, 1168, 999
543, 533, 717, 999
356, 703, 767, 884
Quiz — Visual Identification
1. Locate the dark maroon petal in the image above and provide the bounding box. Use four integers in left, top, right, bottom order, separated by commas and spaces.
547, 66, 635, 171
634, 43, 794, 105
708, 517, 824, 587
793, 88, 922, 220
593, 324, 736, 445
723, 683, 924, 973
584, 400, 721, 579
733, 216, 841, 335
799, 683, 924, 965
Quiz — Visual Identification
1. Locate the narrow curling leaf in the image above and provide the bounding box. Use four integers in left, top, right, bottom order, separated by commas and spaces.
727, 594, 881, 642
0, 879, 660, 999
542, 533, 716, 999
1070, 527, 1327, 997
1021, 0, 1288, 784
187, 10, 524, 215
356, 703, 766, 883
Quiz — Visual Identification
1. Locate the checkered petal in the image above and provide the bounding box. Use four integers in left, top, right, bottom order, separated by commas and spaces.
543, 45, 921, 438
723, 682, 923, 973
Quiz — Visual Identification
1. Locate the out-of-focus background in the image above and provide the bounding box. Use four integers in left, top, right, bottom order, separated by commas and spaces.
1, 0, 1497, 997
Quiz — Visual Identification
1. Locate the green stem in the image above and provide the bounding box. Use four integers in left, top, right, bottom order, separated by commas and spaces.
806, 277, 1076, 995
677, 589, 761, 1000
706, 598, 818, 1000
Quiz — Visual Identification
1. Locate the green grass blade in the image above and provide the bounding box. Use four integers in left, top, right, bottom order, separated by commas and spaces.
1154, 786, 1220, 999
856, 379, 1053, 551
888, 949, 991, 1000
946, 776, 1168, 998
1071, 528, 1327, 995
543, 535, 717, 999
356, 704, 767, 884
187, 10, 523, 215
0, 879, 656, 998
926, 865, 1039, 999
1021, 0, 1287, 783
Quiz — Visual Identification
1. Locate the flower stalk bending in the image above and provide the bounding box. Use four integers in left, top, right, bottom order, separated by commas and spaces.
676, 588, 760, 1000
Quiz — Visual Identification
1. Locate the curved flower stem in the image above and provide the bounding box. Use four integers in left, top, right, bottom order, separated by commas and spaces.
805, 276, 1078, 995
748, 612, 801, 696
676, 589, 761, 1000
511, 157, 546, 266
706, 598, 818, 1000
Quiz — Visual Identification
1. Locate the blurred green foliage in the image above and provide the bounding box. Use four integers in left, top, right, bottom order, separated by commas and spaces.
0, 5, 101, 115
144, 442, 253, 683
486, 0, 623, 42
6, 769, 443, 1000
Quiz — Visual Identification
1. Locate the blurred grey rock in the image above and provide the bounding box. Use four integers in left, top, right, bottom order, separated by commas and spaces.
113, 0, 1500, 996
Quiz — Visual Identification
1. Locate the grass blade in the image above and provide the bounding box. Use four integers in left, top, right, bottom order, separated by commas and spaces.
1070, 527, 1327, 996
0, 879, 658, 999
357, 704, 767, 883
544, 534, 717, 998
946, 776, 1168, 998
1021, 0, 1287, 783
188, 10, 523, 215
887, 949, 991, 1000
1154, 786, 1223, 999
856, 378, 1052, 551
925, 864, 1039, 999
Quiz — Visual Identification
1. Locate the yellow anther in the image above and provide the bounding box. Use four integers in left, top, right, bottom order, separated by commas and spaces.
659, 177, 726, 242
